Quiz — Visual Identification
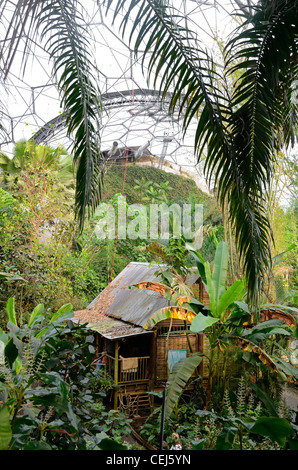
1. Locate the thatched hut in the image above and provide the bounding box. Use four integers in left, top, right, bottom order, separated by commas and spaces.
74, 262, 208, 415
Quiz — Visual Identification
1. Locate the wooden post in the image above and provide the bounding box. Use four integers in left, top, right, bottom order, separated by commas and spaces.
149, 330, 157, 389
113, 340, 119, 410
104, 338, 107, 372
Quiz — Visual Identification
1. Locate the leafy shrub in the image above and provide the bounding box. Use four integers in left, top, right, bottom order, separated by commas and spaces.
0, 299, 125, 450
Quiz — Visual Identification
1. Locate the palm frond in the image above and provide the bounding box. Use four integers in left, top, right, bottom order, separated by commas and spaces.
0, 0, 42, 78
39, 1, 103, 228
102, 0, 282, 307
225, 0, 298, 302
0, 1, 103, 229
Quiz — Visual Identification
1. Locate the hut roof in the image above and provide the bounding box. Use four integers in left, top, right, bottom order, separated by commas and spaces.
74, 262, 199, 338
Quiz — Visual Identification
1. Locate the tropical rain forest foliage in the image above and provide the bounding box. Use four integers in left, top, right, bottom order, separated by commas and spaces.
0, 0, 298, 451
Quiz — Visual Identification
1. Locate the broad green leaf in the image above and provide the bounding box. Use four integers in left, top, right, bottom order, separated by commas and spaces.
246, 417, 294, 447
185, 244, 206, 283
260, 304, 298, 314
165, 352, 203, 419
191, 439, 205, 450
28, 304, 44, 327
216, 426, 237, 450
273, 357, 298, 380
98, 438, 127, 450
24, 441, 52, 450
233, 301, 250, 313
4, 338, 18, 367
216, 280, 245, 318
190, 313, 219, 333
288, 437, 298, 450
243, 320, 292, 343
0, 331, 9, 345
49, 303, 73, 324
0, 406, 12, 450
6, 298, 17, 326
204, 261, 215, 312
211, 241, 229, 308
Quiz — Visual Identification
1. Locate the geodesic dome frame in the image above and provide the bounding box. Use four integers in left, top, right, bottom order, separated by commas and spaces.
0, 0, 241, 181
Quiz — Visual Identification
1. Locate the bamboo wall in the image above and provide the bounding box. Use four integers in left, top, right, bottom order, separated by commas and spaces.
153, 319, 201, 383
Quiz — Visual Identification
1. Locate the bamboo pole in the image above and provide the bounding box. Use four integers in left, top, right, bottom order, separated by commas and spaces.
114, 340, 119, 410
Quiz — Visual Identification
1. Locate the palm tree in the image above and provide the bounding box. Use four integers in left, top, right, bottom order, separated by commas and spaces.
0, 0, 103, 229
1, 1, 297, 307
102, 0, 298, 307
0, 140, 74, 188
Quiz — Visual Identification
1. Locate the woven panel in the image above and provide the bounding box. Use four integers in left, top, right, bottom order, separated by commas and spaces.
156, 334, 198, 381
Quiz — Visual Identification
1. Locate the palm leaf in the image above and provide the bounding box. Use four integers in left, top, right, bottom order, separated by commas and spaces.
190, 312, 219, 333
38, 1, 103, 228
103, 0, 298, 308
225, 1, 298, 301
0, 1, 103, 229
28, 304, 45, 328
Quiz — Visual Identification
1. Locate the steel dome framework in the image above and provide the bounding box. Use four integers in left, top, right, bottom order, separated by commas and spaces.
0, 1, 245, 178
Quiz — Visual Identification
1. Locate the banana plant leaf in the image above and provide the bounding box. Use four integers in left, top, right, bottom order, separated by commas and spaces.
185, 243, 207, 284
131, 281, 175, 297
0, 272, 26, 283
232, 336, 279, 373
165, 352, 203, 420
28, 304, 45, 327
211, 241, 229, 308
216, 280, 246, 319
244, 417, 295, 448
242, 319, 292, 344
190, 313, 219, 333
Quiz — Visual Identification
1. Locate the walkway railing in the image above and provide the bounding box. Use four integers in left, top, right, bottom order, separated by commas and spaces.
106, 355, 150, 384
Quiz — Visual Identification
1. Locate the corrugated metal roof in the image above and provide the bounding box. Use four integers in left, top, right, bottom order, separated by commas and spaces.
84, 262, 199, 328
86, 317, 152, 340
